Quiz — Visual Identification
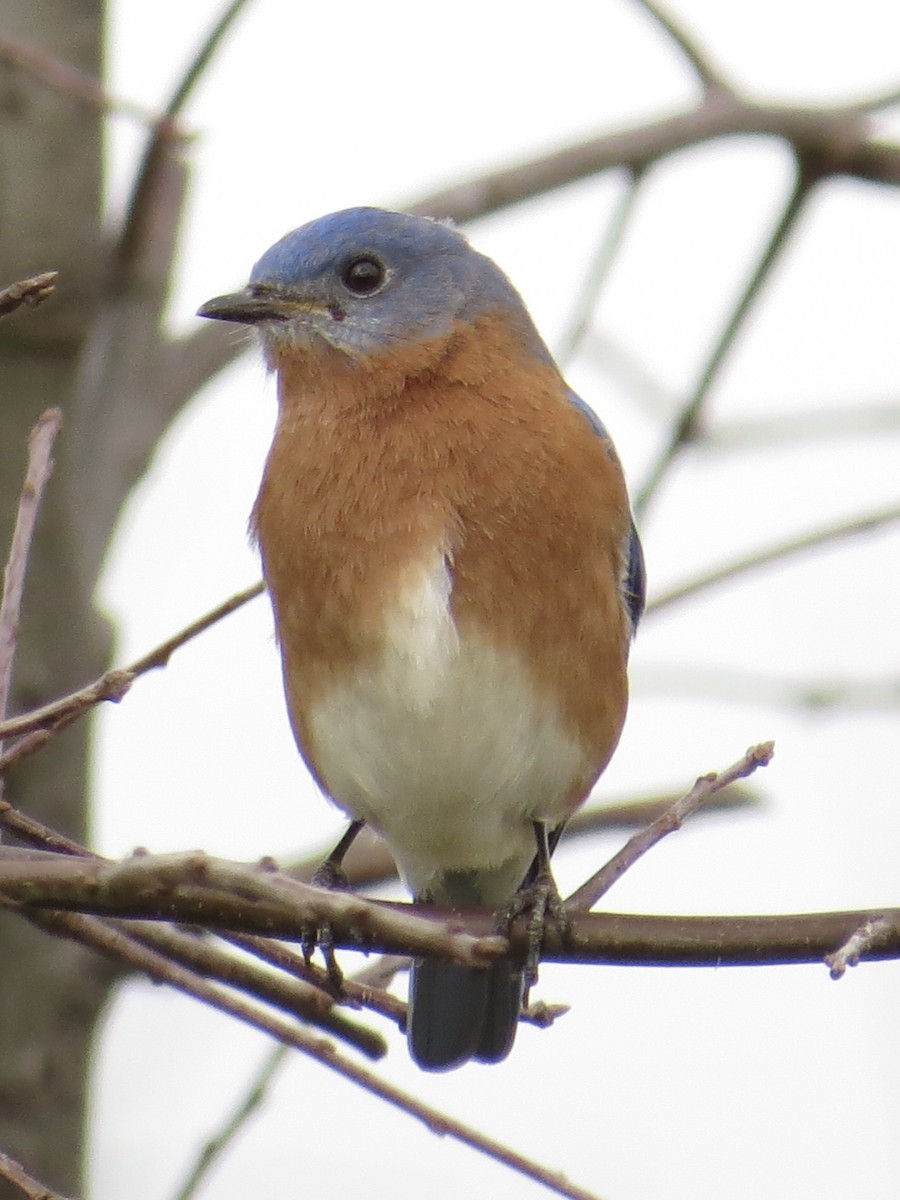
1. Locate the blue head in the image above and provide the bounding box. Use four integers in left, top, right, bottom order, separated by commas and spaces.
198, 207, 547, 362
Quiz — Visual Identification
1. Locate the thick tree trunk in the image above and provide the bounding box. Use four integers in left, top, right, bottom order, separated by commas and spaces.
0, 2, 110, 1195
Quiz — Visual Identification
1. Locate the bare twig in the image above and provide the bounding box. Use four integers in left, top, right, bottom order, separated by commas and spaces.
122, 923, 386, 1058
173, 1044, 289, 1200
173, 947, 408, 1200
0, 849, 504, 966
0, 412, 63, 763
0, 273, 58, 319
557, 169, 646, 365
406, 96, 898, 225
630, 0, 731, 94
0, 1148, 73, 1200
11, 901, 599, 1200
826, 916, 896, 979
701, 401, 900, 451
635, 663, 900, 712
127, 580, 265, 674
227, 933, 406, 1024
581, 328, 672, 418
117, 0, 252, 274
3, 790, 900, 972
167, 88, 900, 407
0, 581, 263, 748
0, 804, 384, 1057
0, 33, 161, 125
565, 742, 775, 911
647, 502, 900, 616
4, 842, 900, 967
634, 162, 812, 516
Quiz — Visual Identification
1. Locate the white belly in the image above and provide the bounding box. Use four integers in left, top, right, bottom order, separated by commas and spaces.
305, 551, 591, 897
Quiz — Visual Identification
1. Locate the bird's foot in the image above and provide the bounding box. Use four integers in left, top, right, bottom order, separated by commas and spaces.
301, 819, 366, 992
501, 868, 569, 997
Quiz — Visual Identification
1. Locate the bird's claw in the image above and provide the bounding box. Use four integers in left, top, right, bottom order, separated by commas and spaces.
501, 870, 570, 996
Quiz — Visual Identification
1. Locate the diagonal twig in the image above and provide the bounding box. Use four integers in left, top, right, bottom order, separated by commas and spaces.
0, 33, 161, 125
646, 501, 900, 616
0, 1148, 73, 1200
630, 0, 732, 94
0, 580, 264, 749
557, 168, 647, 366
565, 742, 775, 911
0, 411, 64, 793
634, 161, 813, 516
173, 1044, 290, 1200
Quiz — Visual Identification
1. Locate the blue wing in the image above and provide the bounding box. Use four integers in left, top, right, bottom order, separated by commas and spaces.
623, 521, 646, 634
567, 389, 646, 635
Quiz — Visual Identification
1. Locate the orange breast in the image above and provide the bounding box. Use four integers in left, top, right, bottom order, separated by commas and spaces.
252, 313, 632, 804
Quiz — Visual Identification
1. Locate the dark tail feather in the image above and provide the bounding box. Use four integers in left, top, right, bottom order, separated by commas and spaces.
407, 958, 523, 1071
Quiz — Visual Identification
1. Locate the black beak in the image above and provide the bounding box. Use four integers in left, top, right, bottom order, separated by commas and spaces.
197, 288, 293, 325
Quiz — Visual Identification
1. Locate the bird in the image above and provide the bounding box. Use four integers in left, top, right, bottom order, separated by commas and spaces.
198, 206, 645, 1071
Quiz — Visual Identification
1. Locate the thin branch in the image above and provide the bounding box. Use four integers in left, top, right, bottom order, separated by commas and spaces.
0, 805, 385, 1057
227, 933, 406, 1025
629, 0, 731, 94
128, 580, 265, 674
0, 849, 505, 966
122, 923, 386, 1058
635, 663, 900, 712
117, 0, 253, 274
0, 581, 263, 746
845, 81, 900, 114
557, 169, 646, 365
0, 272, 58, 319
173, 1044, 289, 1200
647, 501, 900, 616
565, 742, 775, 911
0, 412, 63, 745
164, 0, 253, 118
700, 401, 900, 451
4, 844, 900, 967
172, 944, 410, 1200
634, 161, 813, 516
0, 1149, 73, 1200
405, 95, 898, 225
580, 328, 673, 418
10, 901, 600, 1200
167, 90, 900, 412
0, 33, 162, 125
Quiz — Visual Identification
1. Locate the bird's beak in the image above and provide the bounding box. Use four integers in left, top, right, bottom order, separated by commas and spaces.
197, 288, 301, 325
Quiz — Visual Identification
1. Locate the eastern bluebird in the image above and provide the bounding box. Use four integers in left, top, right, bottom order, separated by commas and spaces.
198, 207, 645, 1071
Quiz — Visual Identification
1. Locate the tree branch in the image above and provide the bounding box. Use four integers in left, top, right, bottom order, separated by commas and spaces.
0, 581, 263, 750
2, 844, 899, 970
647, 501, 900, 616
0, 1148, 73, 1200
0, 411, 63, 761
565, 742, 774, 910
634, 159, 812, 515
629, 0, 732, 95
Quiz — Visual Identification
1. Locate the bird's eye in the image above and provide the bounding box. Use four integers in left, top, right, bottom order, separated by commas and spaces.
340, 255, 386, 296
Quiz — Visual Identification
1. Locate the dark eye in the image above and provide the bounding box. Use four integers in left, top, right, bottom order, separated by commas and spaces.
340, 254, 386, 296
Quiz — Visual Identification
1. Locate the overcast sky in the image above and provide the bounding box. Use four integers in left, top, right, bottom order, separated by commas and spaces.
89, 4, 900, 1198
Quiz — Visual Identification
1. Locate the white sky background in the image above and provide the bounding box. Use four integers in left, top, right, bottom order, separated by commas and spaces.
88, 2, 900, 1198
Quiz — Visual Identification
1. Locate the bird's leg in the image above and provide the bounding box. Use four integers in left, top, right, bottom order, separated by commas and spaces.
304, 819, 366, 989
311, 818, 365, 890
504, 820, 569, 996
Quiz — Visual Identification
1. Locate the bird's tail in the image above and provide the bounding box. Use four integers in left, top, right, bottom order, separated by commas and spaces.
407, 956, 523, 1071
